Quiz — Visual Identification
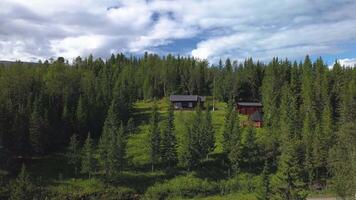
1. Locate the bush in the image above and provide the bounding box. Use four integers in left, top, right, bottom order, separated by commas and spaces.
44, 178, 136, 200
219, 173, 261, 195
144, 174, 219, 199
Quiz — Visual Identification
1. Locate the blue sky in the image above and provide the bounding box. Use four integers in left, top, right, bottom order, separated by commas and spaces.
1, 0, 356, 66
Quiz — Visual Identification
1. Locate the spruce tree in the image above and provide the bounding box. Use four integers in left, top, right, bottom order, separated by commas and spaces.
241, 126, 259, 172
29, 100, 47, 155
201, 106, 215, 159
66, 134, 80, 176
10, 164, 34, 200
161, 103, 178, 168
81, 133, 95, 179
149, 102, 160, 172
76, 95, 87, 140
98, 102, 118, 178
222, 98, 235, 153
328, 122, 356, 199
257, 160, 271, 200
126, 117, 135, 135
108, 123, 126, 174
227, 110, 242, 175
274, 141, 307, 200
301, 55, 316, 185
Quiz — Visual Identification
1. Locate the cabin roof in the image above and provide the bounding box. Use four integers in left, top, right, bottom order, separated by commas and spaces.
249, 111, 263, 121
237, 102, 262, 107
170, 95, 205, 102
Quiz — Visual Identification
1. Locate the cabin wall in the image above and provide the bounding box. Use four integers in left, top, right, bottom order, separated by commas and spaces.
237, 106, 262, 115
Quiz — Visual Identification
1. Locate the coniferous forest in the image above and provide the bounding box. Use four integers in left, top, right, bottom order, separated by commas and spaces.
0, 53, 355, 199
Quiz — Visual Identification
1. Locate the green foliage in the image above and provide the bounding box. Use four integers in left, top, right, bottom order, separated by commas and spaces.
144, 174, 219, 199
222, 98, 236, 153
29, 99, 48, 155
161, 103, 178, 168
66, 134, 81, 176
81, 133, 95, 179
149, 102, 161, 171
9, 165, 34, 200
257, 161, 271, 200
182, 106, 215, 169
98, 102, 127, 178
328, 122, 356, 199
45, 178, 135, 200
273, 141, 308, 200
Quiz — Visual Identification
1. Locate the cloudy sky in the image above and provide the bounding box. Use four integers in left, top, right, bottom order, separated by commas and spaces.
1, 0, 356, 66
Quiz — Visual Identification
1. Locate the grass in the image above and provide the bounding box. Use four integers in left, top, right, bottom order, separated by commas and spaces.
15, 98, 269, 199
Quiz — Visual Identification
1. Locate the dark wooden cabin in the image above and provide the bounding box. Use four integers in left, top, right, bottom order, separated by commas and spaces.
169, 95, 205, 109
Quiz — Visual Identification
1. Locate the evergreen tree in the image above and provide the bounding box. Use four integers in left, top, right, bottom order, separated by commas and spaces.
66, 134, 80, 176
161, 103, 178, 168
241, 127, 259, 172
301, 55, 316, 185
81, 133, 95, 179
257, 160, 271, 200
28, 100, 47, 155
149, 102, 161, 172
227, 110, 242, 174
108, 123, 126, 174
9, 164, 34, 200
126, 117, 135, 135
76, 95, 88, 140
222, 98, 236, 153
274, 141, 307, 200
98, 102, 119, 178
328, 122, 356, 199
201, 106, 215, 159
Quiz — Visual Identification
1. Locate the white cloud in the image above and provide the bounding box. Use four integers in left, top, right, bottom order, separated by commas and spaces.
1, 0, 356, 62
338, 58, 356, 67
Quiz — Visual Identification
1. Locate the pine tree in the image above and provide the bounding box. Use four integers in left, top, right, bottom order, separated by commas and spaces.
257, 160, 271, 200
227, 109, 242, 174
149, 102, 160, 172
98, 102, 119, 178
222, 98, 236, 153
201, 106, 215, 159
126, 117, 135, 135
76, 95, 87, 140
81, 133, 95, 179
301, 55, 316, 185
66, 134, 80, 176
274, 141, 308, 200
328, 122, 356, 199
10, 164, 34, 200
29, 100, 47, 155
183, 105, 209, 169
241, 127, 259, 172
108, 123, 126, 175
161, 103, 178, 168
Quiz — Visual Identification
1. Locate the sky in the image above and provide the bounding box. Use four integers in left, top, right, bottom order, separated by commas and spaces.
1, 0, 356, 66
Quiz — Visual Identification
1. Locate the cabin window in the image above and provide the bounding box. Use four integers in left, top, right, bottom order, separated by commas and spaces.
175, 102, 182, 109
188, 102, 193, 107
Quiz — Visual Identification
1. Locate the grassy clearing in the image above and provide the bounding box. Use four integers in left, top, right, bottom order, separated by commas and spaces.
19, 98, 265, 199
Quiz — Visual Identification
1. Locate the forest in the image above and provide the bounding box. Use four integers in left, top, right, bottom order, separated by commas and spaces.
0, 53, 355, 200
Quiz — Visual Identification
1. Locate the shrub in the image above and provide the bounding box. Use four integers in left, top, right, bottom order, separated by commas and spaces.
144, 174, 219, 199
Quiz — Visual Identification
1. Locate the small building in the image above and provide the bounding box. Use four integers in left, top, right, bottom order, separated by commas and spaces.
236, 102, 262, 115
249, 111, 263, 128
169, 95, 205, 109
237, 102, 263, 128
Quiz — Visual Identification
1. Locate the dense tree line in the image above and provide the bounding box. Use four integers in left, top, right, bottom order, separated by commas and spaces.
0, 53, 355, 199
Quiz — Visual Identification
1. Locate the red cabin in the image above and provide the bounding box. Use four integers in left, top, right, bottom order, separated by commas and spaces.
236, 102, 262, 115
236, 102, 263, 128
